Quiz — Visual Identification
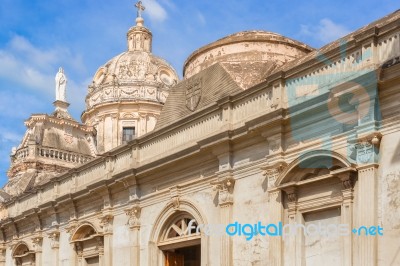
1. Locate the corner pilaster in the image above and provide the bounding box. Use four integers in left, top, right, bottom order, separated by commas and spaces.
125, 201, 141, 266
212, 172, 235, 266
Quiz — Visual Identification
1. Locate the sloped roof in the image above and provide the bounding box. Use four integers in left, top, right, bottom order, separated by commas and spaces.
155, 63, 243, 130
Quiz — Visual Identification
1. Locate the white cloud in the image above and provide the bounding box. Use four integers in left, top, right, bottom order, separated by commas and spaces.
197, 12, 206, 26
0, 50, 53, 93
144, 0, 168, 22
0, 35, 87, 109
300, 18, 350, 43
0, 127, 23, 166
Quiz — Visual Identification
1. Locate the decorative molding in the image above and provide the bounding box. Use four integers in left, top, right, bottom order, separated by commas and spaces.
211, 175, 235, 207
262, 162, 287, 189
354, 141, 374, 164
47, 231, 60, 249
65, 220, 78, 237
31, 235, 43, 252
99, 214, 114, 234
125, 202, 141, 229
350, 132, 382, 164
169, 186, 181, 210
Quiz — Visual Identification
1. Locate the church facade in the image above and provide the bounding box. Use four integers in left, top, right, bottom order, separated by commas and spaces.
0, 4, 400, 266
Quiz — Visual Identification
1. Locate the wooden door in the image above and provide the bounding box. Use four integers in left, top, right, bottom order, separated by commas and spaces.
166, 252, 184, 266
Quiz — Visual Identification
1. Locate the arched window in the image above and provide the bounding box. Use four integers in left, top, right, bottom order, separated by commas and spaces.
71, 224, 103, 266
13, 242, 35, 266
158, 212, 202, 266
272, 151, 355, 266
150, 200, 208, 266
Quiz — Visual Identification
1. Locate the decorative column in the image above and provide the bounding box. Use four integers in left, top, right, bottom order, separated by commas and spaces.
0, 244, 5, 266
263, 163, 286, 266
99, 215, 113, 266
48, 230, 60, 266
282, 186, 301, 266
213, 174, 235, 266
125, 201, 141, 266
96, 236, 105, 266
31, 236, 43, 266
75, 242, 83, 266
354, 134, 380, 266
120, 177, 141, 266
97, 116, 105, 153
336, 170, 356, 266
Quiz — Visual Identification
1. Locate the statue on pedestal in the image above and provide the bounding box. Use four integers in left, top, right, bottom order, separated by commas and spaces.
55, 67, 67, 102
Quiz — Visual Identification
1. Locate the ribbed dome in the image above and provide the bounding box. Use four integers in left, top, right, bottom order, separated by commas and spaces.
84, 17, 179, 110
183, 30, 314, 89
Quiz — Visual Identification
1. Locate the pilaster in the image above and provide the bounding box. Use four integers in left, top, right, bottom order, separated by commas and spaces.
125, 201, 141, 266
335, 169, 356, 266
353, 134, 381, 266
212, 172, 235, 266
0, 244, 5, 266
263, 163, 286, 266
31, 235, 43, 266
282, 186, 301, 266
99, 214, 113, 266
48, 230, 60, 266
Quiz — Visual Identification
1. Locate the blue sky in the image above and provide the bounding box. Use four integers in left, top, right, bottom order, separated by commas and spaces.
0, 0, 397, 186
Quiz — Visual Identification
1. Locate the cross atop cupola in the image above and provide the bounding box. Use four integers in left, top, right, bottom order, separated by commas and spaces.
135, 1, 145, 18
127, 1, 152, 51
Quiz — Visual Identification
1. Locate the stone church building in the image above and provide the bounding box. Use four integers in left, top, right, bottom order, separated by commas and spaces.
0, 3, 399, 265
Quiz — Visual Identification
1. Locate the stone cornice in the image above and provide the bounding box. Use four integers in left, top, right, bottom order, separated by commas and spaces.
267, 11, 400, 82
24, 114, 94, 132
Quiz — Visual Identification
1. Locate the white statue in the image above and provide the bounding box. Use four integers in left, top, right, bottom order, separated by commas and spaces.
55, 67, 67, 102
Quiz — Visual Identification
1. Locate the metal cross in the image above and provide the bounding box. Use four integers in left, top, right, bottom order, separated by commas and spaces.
135, 1, 145, 18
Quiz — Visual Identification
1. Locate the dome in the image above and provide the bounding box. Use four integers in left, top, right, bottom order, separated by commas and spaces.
183, 30, 313, 89
81, 13, 179, 153
84, 17, 179, 111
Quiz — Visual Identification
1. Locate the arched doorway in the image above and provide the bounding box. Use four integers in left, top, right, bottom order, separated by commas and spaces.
149, 199, 208, 266
13, 242, 35, 266
70, 224, 104, 266
159, 213, 201, 266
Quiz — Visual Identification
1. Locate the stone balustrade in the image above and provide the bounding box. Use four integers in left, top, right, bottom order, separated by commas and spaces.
14, 147, 29, 161
37, 147, 92, 164
12, 146, 92, 165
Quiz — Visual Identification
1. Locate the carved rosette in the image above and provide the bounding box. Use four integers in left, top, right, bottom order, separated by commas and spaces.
125, 203, 141, 229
